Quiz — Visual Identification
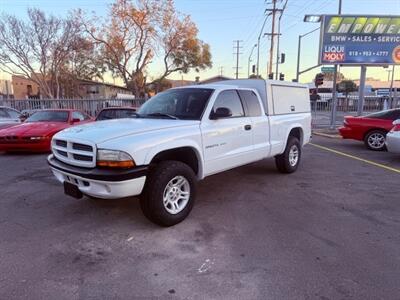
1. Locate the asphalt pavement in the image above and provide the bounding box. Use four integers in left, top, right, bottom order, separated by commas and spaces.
0, 136, 399, 300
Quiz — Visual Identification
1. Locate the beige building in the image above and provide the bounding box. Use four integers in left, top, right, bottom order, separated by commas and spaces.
12, 75, 40, 99
76, 79, 133, 99
0, 79, 13, 98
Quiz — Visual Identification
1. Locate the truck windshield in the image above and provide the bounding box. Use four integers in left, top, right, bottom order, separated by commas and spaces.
138, 88, 214, 120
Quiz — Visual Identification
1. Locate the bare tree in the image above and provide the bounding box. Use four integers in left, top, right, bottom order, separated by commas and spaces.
0, 9, 83, 98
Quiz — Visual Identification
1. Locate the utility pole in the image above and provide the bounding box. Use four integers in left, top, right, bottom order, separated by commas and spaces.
219, 66, 224, 76
233, 40, 243, 79
267, 0, 278, 77
275, 0, 288, 80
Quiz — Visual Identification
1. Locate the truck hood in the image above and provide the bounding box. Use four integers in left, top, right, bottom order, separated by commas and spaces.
55, 118, 200, 144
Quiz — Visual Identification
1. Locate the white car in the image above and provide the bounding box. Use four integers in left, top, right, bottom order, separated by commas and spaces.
386, 119, 400, 154
48, 79, 311, 226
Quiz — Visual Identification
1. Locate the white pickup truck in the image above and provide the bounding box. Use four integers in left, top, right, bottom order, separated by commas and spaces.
48, 79, 311, 226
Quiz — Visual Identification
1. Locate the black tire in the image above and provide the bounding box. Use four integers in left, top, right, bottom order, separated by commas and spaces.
275, 136, 301, 174
140, 160, 197, 227
364, 130, 387, 151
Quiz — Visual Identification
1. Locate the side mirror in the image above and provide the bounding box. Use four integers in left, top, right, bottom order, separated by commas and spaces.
72, 118, 81, 124
393, 119, 400, 126
210, 107, 232, 120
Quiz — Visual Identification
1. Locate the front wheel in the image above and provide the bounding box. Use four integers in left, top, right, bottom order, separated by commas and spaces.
275, 136, 301, 174
140, 161, 197, 227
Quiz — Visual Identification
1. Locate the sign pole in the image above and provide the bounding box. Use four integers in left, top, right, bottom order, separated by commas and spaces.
357, 65, 367, 116
389, 65, 395, 108
330, 65, 339, 128
329, 0, 342, 129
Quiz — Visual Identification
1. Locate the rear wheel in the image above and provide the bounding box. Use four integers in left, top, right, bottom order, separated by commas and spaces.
275, 136, 301, 174
364, 130, 386, 151
140, 160, 197, 227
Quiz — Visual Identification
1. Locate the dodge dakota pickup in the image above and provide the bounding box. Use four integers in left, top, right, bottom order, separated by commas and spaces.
48, 79, 311, 226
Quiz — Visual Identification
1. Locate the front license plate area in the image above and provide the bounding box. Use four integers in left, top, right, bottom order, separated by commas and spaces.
64, 181, 83, 199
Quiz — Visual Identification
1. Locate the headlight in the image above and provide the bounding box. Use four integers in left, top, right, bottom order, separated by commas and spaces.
30, 136, 49, 140
97, 149, 135, 168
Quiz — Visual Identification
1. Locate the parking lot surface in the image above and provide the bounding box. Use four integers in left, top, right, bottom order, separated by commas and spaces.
1, 136, 399, 300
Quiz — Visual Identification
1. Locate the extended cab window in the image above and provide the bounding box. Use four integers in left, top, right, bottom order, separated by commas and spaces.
238, 90, 262, 117
212, 90, 244, 118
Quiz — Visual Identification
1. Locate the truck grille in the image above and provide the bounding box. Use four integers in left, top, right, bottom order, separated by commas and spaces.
52, 138, 96, 168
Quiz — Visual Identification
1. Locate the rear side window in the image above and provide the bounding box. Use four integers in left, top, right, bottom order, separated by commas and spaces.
212, 90, 244, 118
238, 90, 262, 117
367, 109, 400, 120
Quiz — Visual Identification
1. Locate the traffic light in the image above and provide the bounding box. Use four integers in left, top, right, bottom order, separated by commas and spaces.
315, 73, 324, 86
252, 65, 256, 74
279, 73, 285, 81
268, 73, 274, 79
280, 53, 285, 64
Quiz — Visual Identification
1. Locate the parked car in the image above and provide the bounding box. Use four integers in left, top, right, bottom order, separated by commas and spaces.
0, 109, 93, 152
96, 107, 137, 121
339, 109, 400, 151
0, 106, 22, 129
48, 79, 312, 226
386, 119, 400, 154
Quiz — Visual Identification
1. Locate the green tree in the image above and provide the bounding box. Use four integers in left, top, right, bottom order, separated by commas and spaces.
338, 80, 357, 111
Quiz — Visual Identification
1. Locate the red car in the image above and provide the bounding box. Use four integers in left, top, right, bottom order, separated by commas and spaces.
339, 109, 400, 151
0, 109, 93, 152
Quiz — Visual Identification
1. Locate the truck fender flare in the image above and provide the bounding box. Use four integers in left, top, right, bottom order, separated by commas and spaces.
144, 140, 204, 179
283, 125, 304, 149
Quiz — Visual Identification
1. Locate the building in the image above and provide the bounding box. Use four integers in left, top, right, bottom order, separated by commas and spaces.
12, 75, 40, 99
199, 75, 233, 85
10, 75, 132, 99
167, 79, 195, 88
0, 79, 13, 99
76, 79, 133, 99
353, 78, 400, 90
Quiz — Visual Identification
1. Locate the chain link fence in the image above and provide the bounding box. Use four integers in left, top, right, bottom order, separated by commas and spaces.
0, 98, 146, 117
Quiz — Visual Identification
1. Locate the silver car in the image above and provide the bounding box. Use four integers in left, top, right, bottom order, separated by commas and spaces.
386, 119, 400, 154
0, 107, 22, 130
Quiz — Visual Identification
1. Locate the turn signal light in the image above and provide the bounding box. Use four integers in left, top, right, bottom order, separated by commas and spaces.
97, 160, 135, 168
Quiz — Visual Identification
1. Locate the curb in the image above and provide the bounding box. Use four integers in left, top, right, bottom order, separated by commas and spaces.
312, 131, 342, 139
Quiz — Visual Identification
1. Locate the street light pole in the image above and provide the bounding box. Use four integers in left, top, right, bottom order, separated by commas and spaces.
296, 27, 320, 82
248, 44, 257, 78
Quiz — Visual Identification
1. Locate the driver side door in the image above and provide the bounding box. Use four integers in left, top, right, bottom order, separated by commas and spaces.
201, 90, 253, 176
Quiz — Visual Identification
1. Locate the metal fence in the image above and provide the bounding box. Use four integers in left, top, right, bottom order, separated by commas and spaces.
311, 95, 400, 128
0, 98, 146, 117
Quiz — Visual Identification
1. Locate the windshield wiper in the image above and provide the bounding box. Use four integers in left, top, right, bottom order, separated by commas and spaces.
143, 113, 179, 120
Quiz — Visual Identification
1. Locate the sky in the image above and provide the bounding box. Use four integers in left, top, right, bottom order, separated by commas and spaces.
0, 0, 399, 85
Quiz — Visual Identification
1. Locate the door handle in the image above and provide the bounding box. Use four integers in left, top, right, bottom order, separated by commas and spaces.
244, 124, 252, 131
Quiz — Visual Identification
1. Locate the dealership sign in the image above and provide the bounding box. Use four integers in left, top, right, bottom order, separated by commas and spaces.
319, 15, 400, 65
